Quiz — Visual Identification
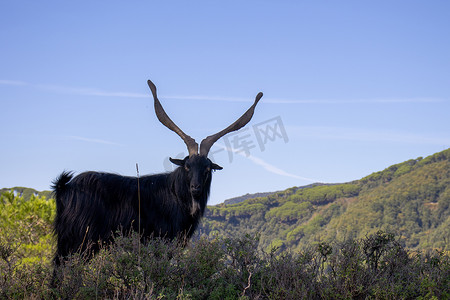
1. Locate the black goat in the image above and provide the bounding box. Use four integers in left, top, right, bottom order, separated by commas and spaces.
52, 80, 263, 264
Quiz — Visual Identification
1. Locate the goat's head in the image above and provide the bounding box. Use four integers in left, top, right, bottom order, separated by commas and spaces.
147, 79, 262, 197
170, 155, 222, 198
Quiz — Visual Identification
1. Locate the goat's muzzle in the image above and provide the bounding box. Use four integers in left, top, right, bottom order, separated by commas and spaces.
190, 184, 202, 198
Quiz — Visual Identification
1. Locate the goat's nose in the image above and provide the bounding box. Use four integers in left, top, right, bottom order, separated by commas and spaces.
191, 184, 201, 191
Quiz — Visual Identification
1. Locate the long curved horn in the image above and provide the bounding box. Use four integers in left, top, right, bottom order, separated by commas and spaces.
199, 92, 263, 156
147, 80, 199, 156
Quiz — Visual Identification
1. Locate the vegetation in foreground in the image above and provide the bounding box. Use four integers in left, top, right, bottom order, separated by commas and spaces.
1, 230, 449, 299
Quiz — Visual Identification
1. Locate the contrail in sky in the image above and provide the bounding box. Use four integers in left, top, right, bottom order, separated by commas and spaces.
66, 135, 123, 146
0, 79, 444, 104
288, 126, 450, 146
215, 144, 318, 182
245, 155, 318, 182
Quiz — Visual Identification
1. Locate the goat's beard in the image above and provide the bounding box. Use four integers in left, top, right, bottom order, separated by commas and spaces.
190, 198, 201, 216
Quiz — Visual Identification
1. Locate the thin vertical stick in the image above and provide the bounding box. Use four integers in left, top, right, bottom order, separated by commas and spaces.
79, 226, 89, 254
136, 163, 141, 259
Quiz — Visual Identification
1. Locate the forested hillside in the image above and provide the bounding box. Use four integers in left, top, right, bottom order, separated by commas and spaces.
1, 150, 449, 298
199, 148, 450, 251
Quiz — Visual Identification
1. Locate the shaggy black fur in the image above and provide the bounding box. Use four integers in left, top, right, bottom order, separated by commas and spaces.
52, 155, 221, 264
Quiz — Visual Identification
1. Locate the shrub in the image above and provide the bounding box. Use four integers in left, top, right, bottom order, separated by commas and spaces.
1, 228, 449, 299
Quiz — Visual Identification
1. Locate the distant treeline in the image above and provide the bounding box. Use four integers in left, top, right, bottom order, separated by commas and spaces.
200, 148, 450, 252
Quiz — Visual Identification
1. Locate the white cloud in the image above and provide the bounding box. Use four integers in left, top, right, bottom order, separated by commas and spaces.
215, 144, 317, 182
165, 95, 254, 102
262, 97, 444, 104
67, 136, 123, 146
161, 95, 445, 104
245, 155, 318, 182
1, 79, 445, 104
35, 84, 148, 98
288, 126, 450, 146
0, 79, 27, 86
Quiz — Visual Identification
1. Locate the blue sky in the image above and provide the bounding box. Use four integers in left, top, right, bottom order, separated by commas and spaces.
1, 1, 449, 205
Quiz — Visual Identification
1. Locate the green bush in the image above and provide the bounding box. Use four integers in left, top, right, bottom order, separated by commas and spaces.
1, 181, 450, 299
0, 192, 55, 265
1, 230, 449, 299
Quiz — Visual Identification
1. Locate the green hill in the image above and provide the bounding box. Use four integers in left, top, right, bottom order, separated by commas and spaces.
0, 187, 52, 201
199, 148, 450, 251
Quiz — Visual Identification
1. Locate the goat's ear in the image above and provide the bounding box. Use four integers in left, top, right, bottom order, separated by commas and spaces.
211, 162, 223, 170
169, 157, 185, 166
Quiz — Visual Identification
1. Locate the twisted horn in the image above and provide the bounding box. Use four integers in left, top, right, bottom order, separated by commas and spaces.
147, 80, 199, 157
199, 92, 263, 156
